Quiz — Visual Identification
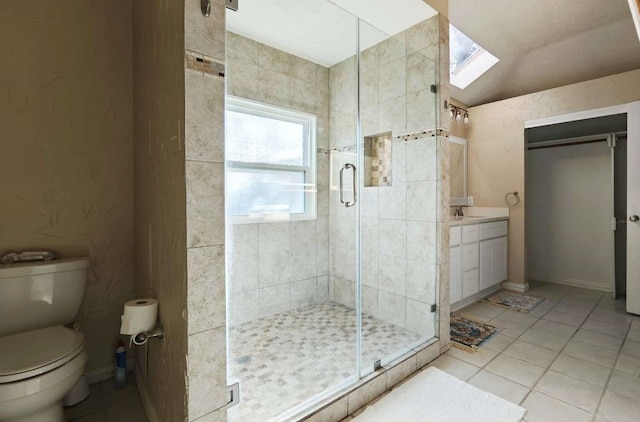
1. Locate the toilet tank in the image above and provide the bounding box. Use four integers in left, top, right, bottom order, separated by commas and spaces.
0, 257, 90, 337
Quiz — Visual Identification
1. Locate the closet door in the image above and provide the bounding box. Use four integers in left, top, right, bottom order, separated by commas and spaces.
628, 102, 640, 315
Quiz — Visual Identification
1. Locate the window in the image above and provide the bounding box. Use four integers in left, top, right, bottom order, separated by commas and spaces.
226, 97, 317, 223
450, 24, 499, 89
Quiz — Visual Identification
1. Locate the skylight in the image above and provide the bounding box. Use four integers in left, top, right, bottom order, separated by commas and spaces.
450, 24, 499, 89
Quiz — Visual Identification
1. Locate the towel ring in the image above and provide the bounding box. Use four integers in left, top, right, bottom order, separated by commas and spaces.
505, 191, 520, 207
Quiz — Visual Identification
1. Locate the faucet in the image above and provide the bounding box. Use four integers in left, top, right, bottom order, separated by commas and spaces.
454, 206, 465, 217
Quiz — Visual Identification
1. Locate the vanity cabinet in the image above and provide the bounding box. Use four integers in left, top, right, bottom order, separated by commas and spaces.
450, 220, 508, 309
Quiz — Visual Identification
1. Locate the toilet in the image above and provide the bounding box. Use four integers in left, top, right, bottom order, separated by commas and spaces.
0, 257, 90, 422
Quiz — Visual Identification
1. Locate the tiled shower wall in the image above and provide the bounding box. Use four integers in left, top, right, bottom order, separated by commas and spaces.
225, 32, 332, 326
329, 16, 441, 336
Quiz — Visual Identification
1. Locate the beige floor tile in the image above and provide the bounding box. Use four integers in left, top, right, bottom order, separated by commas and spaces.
503, 340, 558, 368
563, 339, 619, 368
543, 310, 586, 327
72, 414, 106, 422
615, 353, 640, 376
428, 354, 480, 381
468, 370, 530, 405
521, 391, 593, 422
445, 345, 499, 367
485, 354, 545, 388
483, 334, 515, 352
620, 340, 640, 358
492, 310, 539, 327
607, 370, 640, 400
529, 319, 577, 339
64, 384, 104, 420
550, 354, 612, 387
100, 379, 140, 406
528, 300, 554, 318
589, 309, 634, 327
519, 328, 570, 352
567, 288, 604, 300
632, 318, 640, 330
551, 303, 592, 317
582, 318, 628, 338
105, 404, 147, 422
559, 295, 599, 309
534, 371, 603, 413
626, 328, 640, 343
597, 390, 640, 422
572, 329, 624, 352
464, 303, 506, 320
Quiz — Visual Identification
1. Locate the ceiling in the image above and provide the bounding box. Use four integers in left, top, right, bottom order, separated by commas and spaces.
226, 0, 437, 67
449, 0, 640, 106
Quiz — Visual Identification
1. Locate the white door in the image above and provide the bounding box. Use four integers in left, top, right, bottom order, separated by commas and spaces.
628, 102, 640, 315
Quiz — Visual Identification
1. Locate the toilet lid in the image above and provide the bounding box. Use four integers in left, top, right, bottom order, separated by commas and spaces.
0, 326, 84, 382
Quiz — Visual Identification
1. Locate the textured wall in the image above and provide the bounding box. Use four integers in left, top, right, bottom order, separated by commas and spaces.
467, 68, 640, 288
0, 0, 134, 373
226, 32, 331, 326
132, 1, 187, 421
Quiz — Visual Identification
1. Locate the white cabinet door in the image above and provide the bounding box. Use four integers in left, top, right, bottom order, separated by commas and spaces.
479, 240, 493, 290
462, 243, 479, 272
493, 236, 508, 284
450, 246, 462, 303
463, 269, 479, 297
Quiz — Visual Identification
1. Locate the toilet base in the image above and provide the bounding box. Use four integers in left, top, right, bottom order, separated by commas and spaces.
1, 401, 65, 422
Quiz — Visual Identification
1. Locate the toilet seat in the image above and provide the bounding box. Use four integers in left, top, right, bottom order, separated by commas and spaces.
0, 326, 84, 384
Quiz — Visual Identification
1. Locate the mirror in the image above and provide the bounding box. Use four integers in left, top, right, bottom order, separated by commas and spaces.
450, 136, 467, 205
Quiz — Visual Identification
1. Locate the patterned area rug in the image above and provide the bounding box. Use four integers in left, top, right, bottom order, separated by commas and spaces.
450, 314, 500, 352
483, 290, 545, 313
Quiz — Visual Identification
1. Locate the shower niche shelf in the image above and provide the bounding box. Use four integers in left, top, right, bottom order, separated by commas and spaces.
364, 132, 393, 187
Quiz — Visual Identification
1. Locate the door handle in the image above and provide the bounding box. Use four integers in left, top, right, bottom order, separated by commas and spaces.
630, 215, 639, 222
339, 163, 357, 208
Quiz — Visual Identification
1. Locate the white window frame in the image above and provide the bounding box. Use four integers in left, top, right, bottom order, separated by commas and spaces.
226, 96, 317, 224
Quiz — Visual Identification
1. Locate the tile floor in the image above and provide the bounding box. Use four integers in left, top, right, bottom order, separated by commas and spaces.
425, 281, 640, 422
64, 376, 148, 422
228, 302, 426, 422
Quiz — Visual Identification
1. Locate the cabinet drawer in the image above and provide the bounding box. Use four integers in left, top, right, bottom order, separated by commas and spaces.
462, 224, 479, 243
462, 243, 479, 272
450, 226, 461, 246
462, 269, 479, 297
479, 221, 508, 240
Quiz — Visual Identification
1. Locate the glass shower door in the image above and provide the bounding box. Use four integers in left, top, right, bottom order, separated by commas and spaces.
357, 17, 441, 373
224, 2, 360, 421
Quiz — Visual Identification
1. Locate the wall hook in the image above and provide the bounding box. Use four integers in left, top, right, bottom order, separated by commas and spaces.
201, 0, 211, 17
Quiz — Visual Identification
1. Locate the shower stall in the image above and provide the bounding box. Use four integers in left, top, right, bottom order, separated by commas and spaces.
224, 1, 443, 420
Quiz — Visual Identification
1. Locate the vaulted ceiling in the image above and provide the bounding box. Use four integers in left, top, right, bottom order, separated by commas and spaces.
449, 0, 640, 106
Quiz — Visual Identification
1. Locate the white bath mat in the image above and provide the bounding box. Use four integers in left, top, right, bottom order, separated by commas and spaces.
352, 367, 526, 422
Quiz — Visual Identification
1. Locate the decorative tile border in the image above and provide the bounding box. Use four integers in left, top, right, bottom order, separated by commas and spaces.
394, 128, 450, 142
185, 50, 225, 80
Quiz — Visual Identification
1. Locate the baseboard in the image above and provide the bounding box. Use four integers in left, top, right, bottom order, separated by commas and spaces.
451, 285, 501, 312
85, 357, 136, 384
528, 275, 612, 292
135, 364, 160, 422
501, 281, 530, 293
86, 364, 114, 384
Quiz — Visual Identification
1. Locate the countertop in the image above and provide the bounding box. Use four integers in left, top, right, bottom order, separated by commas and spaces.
450, 215, 509, 226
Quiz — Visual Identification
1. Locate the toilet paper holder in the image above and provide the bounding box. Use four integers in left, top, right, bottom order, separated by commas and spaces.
132, 324, 164, 345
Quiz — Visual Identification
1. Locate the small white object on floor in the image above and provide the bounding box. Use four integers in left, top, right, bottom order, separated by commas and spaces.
352, 367, 526, 422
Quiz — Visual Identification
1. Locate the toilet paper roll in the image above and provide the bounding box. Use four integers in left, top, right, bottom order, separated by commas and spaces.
120, 298, 158, 336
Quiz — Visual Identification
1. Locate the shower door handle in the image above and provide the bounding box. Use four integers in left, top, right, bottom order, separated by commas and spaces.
339, 163, 357, 208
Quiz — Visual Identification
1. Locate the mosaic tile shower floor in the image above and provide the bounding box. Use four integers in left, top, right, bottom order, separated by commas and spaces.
227, 302, 424, 422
